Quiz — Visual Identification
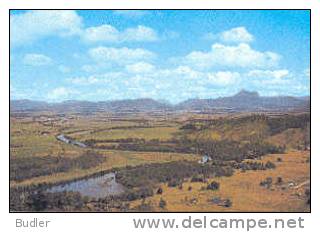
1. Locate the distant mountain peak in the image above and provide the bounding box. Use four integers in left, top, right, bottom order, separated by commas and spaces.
234, 90, 259, 98
10, 90, 310, 114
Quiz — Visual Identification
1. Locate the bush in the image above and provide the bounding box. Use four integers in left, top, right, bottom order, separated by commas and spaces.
260, 177, 273, 188
276, 177, 283, 184
265, 161, 276, 169
159, 198, 166, 209
168, 179, 182, 188
207, 181, 220, 191
125, 186, 154, 201
191, 175, 205, 183
223, 199, 232, 208
156, 187, 163, 195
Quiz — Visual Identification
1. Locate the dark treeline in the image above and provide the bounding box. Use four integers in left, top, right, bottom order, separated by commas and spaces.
115, 161, 234, 189
182, 113, 310, 136
10, 151, 106, 182
266, 114, 310, 135
194, 140, 285, 161
84, 137, 284, 161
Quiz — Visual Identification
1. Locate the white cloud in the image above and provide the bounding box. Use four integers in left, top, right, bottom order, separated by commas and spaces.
248, 69, 289, 79
182, 43, 280, 70
204, 27, 254, 44
113, 10, 149, 18
219, 27, 254, 43
11, 10, 82, 46
125, 62, 155, 73
207, 71, 240, 85
11, 11, 161, 47
168, 67, 240, 85
83, 24, 158, 43
47, 87, 77, 100
82, 24, 119, 42
88, 46, 155, 65
68, 72, 124, 85
23, 53, 52, 66
81, 64, 97, 73
123, 25, 158, 42
304, 68, 310, 78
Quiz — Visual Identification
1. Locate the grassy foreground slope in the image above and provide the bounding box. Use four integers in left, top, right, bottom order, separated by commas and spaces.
129, 151, 310, 212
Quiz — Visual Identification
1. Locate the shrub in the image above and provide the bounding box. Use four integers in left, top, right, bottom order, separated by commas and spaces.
156, 187, 163, 195
265, 161, 276, 169
159, 198, 166, 209
168, 179, 182, 188
207, 181, 220, 191
260, 177, 272, 188
223, 199, 232, 208
191, 175, 205, 183
276, 177, 283, 184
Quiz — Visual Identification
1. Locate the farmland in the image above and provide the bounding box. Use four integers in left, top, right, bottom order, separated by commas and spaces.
10, 110, 310, 212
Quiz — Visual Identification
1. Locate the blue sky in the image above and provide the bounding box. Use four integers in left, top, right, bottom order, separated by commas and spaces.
10, 10, 310, 103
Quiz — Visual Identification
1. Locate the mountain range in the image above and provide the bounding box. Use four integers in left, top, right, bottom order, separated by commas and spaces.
10, 90, 310, 114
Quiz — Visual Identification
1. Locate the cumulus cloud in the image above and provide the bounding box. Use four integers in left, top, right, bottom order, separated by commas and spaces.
47, 87, 77, 100
125, 62, 155, 73
83, 25, 158, 43
88, 46, 155, 65
68, 72, 124, 85
23, 53, 52, 66
207, 71, 240, 85
68, 65, 240, 88
204, 27, 254, 44
182, 43, 280, 70
219, 27, 254, 43
248, 69, 289, 79
304, 68, 310, 78
11, 10, 160, 46
10, 10, 82, 46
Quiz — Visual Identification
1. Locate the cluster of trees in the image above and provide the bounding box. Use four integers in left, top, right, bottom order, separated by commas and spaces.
232, 161, 276, 171
266, 114, 310, 135
195, 139, 285, 162
115, 161, 234, 189
10, 187, 132, 212
10, 151, 105, 181
260, 177, 273, 189
10, 185, 87, 212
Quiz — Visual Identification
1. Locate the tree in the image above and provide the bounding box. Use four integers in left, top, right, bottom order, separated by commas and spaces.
159, 198, 167, 209
156, 187, 163, 195
207, 181, 220, 191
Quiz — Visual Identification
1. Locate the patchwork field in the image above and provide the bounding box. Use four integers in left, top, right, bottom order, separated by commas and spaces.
10, 111, 310, 212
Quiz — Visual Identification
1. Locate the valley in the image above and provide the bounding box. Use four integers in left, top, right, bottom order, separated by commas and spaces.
10, 92, 310, 212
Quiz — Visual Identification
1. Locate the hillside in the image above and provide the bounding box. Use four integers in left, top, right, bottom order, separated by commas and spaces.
11, 90, 310, 114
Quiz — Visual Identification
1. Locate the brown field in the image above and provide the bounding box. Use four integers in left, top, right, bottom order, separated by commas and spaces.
10, 111, 310, 212
129, 150, 310, 212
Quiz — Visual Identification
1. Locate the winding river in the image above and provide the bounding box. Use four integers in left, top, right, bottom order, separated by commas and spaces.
52, 134, 125, 198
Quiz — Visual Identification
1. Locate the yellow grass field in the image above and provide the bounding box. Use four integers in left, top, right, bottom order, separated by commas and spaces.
129, 150, 310, 212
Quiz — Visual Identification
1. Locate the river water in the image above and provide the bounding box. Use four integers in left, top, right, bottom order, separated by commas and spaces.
48, 172, 125, 198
